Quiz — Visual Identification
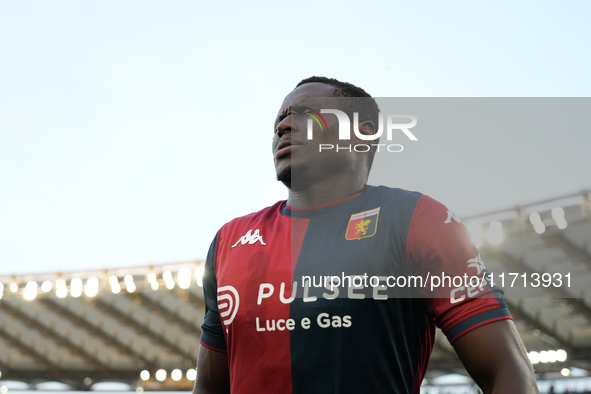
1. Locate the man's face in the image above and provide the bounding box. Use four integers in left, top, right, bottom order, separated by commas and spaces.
272, 83, 366, 190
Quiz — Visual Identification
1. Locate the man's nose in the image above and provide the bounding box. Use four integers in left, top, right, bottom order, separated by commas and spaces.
276, 116, 292, 139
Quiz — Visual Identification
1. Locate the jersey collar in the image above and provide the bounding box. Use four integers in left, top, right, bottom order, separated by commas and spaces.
280, 185, 369, 218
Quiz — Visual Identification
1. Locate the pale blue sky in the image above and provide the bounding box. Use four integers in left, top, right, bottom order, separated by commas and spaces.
1, 0, 590, 275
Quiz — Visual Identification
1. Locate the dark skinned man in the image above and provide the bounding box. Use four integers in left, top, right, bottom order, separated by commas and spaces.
193, 77, 539, 394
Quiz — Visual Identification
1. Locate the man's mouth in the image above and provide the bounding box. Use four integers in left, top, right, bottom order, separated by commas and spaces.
275, 140, 302, 158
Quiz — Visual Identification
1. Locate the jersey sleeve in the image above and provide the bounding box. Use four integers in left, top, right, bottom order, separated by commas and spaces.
199, 232, 228, 353
405, 195, 512, 345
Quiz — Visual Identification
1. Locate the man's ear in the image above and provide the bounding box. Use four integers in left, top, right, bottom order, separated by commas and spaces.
357, 120, 375, 136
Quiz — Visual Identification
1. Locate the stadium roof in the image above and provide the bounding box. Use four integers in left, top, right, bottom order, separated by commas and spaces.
0, 262, 204, 391
0, 189, 589, 390
427, 189, 591, 383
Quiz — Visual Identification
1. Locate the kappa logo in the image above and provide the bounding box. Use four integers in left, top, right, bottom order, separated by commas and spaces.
231, 229, 267, 248
345, 207, 381, 240
444, 210, 464, 225
467, 254, 486, 276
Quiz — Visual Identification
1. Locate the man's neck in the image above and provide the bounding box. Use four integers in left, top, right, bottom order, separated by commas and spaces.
286, 175, 366, 209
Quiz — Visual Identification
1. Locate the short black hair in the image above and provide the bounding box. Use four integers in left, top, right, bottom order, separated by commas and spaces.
295, 76, 381, 174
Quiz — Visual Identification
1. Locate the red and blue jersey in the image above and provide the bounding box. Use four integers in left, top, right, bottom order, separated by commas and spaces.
200, 185, 511, 393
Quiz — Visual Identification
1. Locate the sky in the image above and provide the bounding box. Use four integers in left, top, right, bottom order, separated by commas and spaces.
1, 0, 590, 276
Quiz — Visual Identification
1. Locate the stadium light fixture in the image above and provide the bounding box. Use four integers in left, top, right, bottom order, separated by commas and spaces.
155, 369, 166, 382
196, 266, 204, 287
556, 349, 567, 362
0, 385, 7, 393
85, 277, 99, 297
171, 369, 182, 381
539, 351, 549, 363
529, 212, 546, 234
178, 268, 191, 289
551, 207, 564, 220
9, 282, 18, 293
561, 368, 571, 377
0, 283, 3, 300
486, 221, 503, 245
23, 281, 38, 301
147, 272, 157, 284
528, 351, 540, 364
109, 276, 121, 294
147, 272, 159, 290
41, 280, 52, 292
163, 271, 175, 290
187, 369, 197, 381
56, 279, 68, 298
552, 207, 568, 229
124, 275, 136, 293
71, 278, 83, 297
140, 370, 150, 381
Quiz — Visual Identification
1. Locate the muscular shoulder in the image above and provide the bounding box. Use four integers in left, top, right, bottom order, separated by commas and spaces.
216, 200, 285, 247
361, 185, 426, 230
366, 186, 458, 226
364, 185, 423, 209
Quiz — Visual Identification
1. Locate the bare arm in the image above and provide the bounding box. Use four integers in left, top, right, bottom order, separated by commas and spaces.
193, 346, 231, 394
452, 319, 539, 394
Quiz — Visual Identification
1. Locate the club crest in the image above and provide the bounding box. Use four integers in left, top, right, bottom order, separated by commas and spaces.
345, 207, 380, 240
